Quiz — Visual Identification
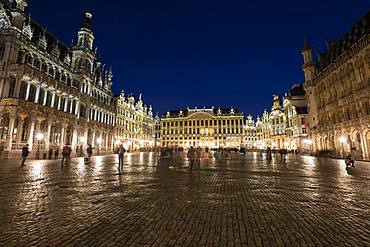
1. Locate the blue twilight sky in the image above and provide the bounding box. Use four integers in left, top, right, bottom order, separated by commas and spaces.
28, 0, 369, 117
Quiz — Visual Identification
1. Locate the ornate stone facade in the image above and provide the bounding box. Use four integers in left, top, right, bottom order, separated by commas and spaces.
303, 11, 370, 160
114, 91, 155, 150
253, 85, 309, 151
244, 115, 257, 148
160, 107, 245, 148
0, 1, 116, 156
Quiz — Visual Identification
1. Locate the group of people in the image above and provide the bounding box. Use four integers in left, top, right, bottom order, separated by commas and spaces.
21, 143, 95, 166
265, 147, 288, 161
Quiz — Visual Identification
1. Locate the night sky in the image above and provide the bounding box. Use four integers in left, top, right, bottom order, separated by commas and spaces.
28, 0, 369, 117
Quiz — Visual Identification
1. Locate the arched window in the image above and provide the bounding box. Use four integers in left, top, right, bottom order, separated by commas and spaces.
66, 76, 71, 86
41, 62, 47, 73
38, 88, 45, 105
25, 54, 33, 65
48, 67, 55, 77
28, 84, 37, 102
60, 97, 66, 111
55, 70, 61, 81
17, 50, 25, 63
0, 113, 10, 139
61, 74, 66, 83
46, 92, 52, 107
19, 82, 28, 100
33, 58, 40, 69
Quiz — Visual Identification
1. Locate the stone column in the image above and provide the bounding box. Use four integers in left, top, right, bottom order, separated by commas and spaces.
6, 113, 16, 150
45, 121, 52, 150
83, 127, 88, 148
25, 82, 31, 101
105, 133, 109, 150
360, 131, 369, 160
75, 100, 80, 116
28, 117, 36, 150
14, 76, 22, 99
34, 85, 40, 103
57, 95, 61, 110
60, 123, 66, 149
69, 99, 74, 114
17, 117, 25, 143
43, 90, 48, 106
51, 92, 56, 108
71, 127, 78, 153
91, 131, 96, 147
64, 97, 69, 112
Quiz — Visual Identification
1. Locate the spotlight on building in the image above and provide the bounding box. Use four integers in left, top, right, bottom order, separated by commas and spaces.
96, 138, 102, 144
79, 137, 86, 143
36, 133, 45, 141
339, 136, 347, 143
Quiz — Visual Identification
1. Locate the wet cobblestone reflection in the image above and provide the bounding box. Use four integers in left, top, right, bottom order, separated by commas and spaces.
0, 152, 369, 246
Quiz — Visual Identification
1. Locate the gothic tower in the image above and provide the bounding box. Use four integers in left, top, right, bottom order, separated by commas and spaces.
301, 38, 315, 82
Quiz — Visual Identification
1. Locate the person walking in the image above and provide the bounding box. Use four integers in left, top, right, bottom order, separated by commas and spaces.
61, 144, 72, 166
48, 148, 53, 160
187, 146, 196, 170
117, 145, 126, 170
86, 144, 94, 162
54, 149, 59, 159
21, 144, 29, 166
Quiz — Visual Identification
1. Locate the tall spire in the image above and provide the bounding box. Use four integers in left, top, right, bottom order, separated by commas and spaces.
76, 12, 94, 50
81, 12, 93, 30
303, 37, 311, 50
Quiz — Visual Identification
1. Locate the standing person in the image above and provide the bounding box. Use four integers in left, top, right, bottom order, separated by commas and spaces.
196, 147, 201, 164
279, 149, 283, 160
266, 147, 272, 161
61, 144, 72, 166
48, 148, 53, 160
21, 144, 30, 166
117, 145, 126, 170
86, 144, 94, 162
187, 146, 196, 170
54, 149, 59, 159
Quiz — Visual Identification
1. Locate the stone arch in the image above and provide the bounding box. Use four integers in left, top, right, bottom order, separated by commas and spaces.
0, 112, 10, 140
364, 129, 370, 160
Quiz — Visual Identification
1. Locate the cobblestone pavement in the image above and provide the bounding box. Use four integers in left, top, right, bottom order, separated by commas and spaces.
0, 152, 369, 247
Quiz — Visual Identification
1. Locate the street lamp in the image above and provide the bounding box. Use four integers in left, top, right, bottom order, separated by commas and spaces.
36, 133, 45, 159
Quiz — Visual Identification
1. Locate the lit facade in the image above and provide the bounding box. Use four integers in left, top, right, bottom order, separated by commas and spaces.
114, 91, 155, 150
253, 86, 309, 151
303, 11, 370, 160
160, 107, 245, 148
0, 1, 116, 156
244, 115, 257, 148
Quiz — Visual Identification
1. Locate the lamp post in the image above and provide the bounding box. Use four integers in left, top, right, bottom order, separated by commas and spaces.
36, 133, 45, 159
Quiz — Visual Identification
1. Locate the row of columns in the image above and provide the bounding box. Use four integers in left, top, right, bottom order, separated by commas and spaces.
312, 130, 370, 160
90, 107, 115, 125
3, 112, 113, 152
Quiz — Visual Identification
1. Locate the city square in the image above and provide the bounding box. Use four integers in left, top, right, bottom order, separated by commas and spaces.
0, 0, 369, 246
0, 153, 369, 246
